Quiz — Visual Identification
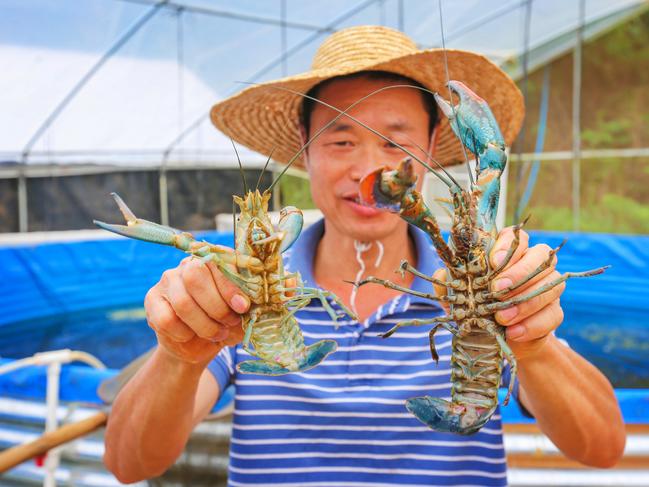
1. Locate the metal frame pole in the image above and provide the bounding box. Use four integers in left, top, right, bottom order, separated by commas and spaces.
161, 0, 379, 157
17, 168, 28, 233
572, 0, 585, 231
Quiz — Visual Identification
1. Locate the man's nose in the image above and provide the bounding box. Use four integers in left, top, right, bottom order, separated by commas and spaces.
349, 144, 386, 181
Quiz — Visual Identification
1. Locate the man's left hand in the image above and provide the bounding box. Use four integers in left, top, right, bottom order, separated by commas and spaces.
433, 227, 565, 361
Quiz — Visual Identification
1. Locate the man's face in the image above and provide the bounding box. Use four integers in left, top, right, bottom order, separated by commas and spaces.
304, 76, 432, 241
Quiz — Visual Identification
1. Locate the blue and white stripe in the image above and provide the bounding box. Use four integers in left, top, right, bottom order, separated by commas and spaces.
209, 220, 509, 486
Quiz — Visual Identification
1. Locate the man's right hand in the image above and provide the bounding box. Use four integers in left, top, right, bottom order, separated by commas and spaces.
144, 257, 249, 365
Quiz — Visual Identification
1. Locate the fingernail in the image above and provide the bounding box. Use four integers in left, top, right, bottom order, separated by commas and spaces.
230, 295, 249, 313
496, 306, 518, 323
494, 250, 508, 266
507, 325, 526, 340
494, 278, 512, 291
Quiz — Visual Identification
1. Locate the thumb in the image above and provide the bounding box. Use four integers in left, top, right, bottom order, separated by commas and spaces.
205, 261, 251, 314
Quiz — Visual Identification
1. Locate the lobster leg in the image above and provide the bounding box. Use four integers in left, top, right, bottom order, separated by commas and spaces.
485, 216, 530, 280
356, 277, 452, 304
487, 240, 566, 299
484, 267, 609, 313
479, 319, 517, 405
397, 260, 465, 290
283, 286, 358, 323
382, 315, 454, 339
241, 309, 259, 352
429, 322, 459, 363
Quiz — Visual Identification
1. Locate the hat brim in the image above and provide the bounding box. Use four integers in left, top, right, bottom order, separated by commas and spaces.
210, 48, 524, 169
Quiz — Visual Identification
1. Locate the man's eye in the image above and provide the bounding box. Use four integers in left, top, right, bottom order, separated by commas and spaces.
386, 141, 407, 149
331, 140, 352, 147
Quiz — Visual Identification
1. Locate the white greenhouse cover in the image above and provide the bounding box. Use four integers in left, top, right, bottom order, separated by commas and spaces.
0, 0, 644, 167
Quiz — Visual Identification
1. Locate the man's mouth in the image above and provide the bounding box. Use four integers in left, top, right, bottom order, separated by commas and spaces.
341, 194, 382, 216
343, 195, 362, 204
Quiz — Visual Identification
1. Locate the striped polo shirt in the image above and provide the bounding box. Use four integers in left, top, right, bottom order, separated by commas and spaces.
208, 220, 509, 487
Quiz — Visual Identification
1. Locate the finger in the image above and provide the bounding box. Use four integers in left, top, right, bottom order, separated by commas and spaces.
490, 226, 529, 269
166, 270, 228, 340
222, 322, 244, 347
495, 270, 565, 326
181, 259, 241, 328
204, 261, 251, 314
145, 286, 195, 343
157, 334, 223, 364
506, 300, 564, 342
491, 243, 556, 296
432, 268, 447, 298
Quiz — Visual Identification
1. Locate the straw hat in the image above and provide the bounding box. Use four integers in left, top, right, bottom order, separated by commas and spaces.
211, 25, 524, 169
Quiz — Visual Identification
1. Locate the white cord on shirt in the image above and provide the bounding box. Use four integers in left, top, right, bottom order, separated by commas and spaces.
350, 240, 385, 316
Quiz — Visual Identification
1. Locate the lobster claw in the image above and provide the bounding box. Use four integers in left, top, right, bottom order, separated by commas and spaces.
435, 81, 507, 233
434, 81, 506, 172
359, 158, 417, 212
94, 193, 195, 251
277, 206, 303, 253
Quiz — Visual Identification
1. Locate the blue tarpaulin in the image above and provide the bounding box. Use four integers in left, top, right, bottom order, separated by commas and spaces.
0, 231, 234, 327
0, 230, 647, 419
2, 230, 646, 325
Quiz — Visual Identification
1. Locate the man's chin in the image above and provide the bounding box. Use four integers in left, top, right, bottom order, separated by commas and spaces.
341, 214, 404, 242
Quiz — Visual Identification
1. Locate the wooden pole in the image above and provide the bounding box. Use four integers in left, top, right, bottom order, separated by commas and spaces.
0, 411, 108, 473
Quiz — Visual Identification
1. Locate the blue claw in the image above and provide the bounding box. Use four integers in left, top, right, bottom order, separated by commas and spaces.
434, 81, 507, 233
277, 206, 303, 253
406, 396, 495, 435
94, 193, 195, 250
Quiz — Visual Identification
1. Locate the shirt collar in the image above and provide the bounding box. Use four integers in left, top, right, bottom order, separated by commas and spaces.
286, 218, 444, 309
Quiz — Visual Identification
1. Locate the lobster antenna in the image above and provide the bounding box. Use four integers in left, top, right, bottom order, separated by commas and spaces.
249, 83, 460, 192
261, 84, 422, 191
401, 132, 463, 191
230, 138, 248, 194
256, 147, 276, 191
279, 86, 459, 190
232, 199, 237, 247
438, 0, 474, 187
401, 132, 466, 210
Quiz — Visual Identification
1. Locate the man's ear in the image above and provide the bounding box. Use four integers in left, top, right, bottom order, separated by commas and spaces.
298, 124, 310, 169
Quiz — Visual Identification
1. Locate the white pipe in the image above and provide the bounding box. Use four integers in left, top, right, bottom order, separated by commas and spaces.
0, 350, 106, 377
0, 349, 106, 486
43, 362, 61, 487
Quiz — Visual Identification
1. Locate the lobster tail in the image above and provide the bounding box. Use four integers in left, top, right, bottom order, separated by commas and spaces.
406, 396, 496, 435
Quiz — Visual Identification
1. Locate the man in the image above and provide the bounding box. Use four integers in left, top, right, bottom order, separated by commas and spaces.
104, 26, 624, 486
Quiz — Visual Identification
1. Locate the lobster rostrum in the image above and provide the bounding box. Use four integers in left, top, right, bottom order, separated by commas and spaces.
358, 80, 607, 434
94, 182, 356, 375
